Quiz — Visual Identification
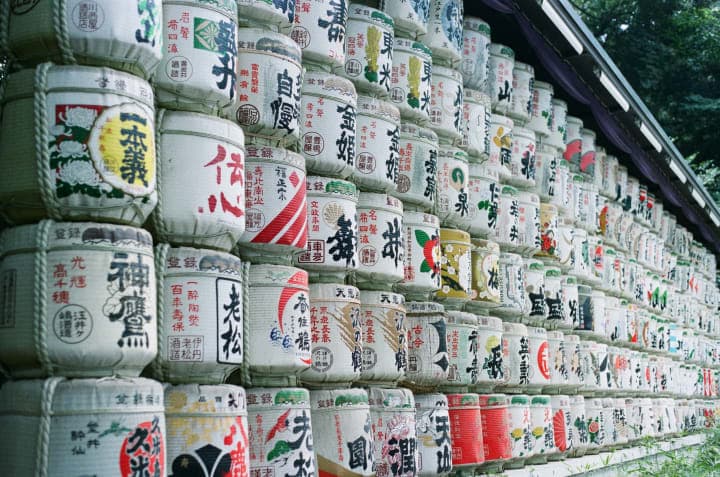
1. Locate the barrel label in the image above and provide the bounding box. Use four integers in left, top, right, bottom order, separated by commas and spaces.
216, 278, 243, 364
119, 417, 165, 477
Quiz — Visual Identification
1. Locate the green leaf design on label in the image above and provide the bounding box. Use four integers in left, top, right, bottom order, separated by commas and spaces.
267, 440, 291, 461
194, 17, 220, 52
415, 229, 430, 246
420, 261, 431, 273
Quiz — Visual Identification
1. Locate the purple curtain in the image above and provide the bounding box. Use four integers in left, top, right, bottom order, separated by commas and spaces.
479, 0, 720, 251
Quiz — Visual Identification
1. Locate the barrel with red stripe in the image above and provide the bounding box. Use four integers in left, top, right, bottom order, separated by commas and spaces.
563, 115, 583, 171
238, 145, 307, 263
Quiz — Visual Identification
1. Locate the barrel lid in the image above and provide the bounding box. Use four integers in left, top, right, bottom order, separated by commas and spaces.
165, 384, 246, 416
247, 387, 310, 409
161, 246, 243, 276
463, 88, 491, 104
0, 377, 163, 415
472, 238, 500, 253
503, 322, 528, 335
1, 221, 153, 258
447, 393, 480, 408
545, 267, 562, 278
547, 330, 565, 341
528, 326, 547, 338
550, 395, 570, 407
566, 115, 584, 127
526, 260, 544, 272
446, 310, 478, 325
513, 126, 536, 141
414, 393, 449, 409
368, 387, 415, 409
500, 251, 522, 263
552, 98, 568, 108
438, 146, 469, 163
306, 176, 359, 201
601, 398, 615, 407
236, 28, 301, 64
463, 17, 491, 35
357, 95, 401, 123
433, 65, 463, 84
477, 315, 502, 331
348, 4, 395, 29
510, 395, 530, 406
248, 264, 308, 288
358, 192, 404, 215
309, 283, 360, 301
564, 334, 580, 343
394, 38, 433, 58
489, 43, 514, 58
570, 395, 585, 404
403, 211, 440, 228
360, 292, 405, 310
440, 227, 470, 244
301, 72, 357, 104
479, 394, 509, 408
491, 113, 514, 127
530, 395, 551, 406
576, 284, 592, 294
605, 248, 616, 256
159, 110, 244, 149
406, 301, 445, 314
540, 202, 558, 213
513, 61, 534, 74
310, 388, 369, 410
581, 128, 597, 139
501, 185, 518, 196
400, 123, 439, 144
469, 162, 499, 181
533, 81, 554, 93
518, 191, 540, 205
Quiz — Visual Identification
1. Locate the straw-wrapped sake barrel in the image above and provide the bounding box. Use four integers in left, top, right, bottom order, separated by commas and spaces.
237, 0, 295, 30
1, 0, 163, 78
0, 64, 157, 226
355, 193, 404, 287
353, 96, 402, 192
153, 246, 245, 384
152, 110, 245, 251
381, 0, 431, 39
421, 0, 463, 67
359, 291, 407, 384
390, 39, 433, 123
368, 387, 418, 477
0, 377, 165, 476
415, 393, 453, 476
165, 384, 249, 475
0, 221, 156, 378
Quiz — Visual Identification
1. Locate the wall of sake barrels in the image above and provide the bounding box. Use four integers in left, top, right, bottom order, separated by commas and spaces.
0, 0, 718, 476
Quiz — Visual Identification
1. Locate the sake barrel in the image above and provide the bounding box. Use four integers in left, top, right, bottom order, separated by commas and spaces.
421, 0, 463, 67
578, 340, 599, 394
600, 154, 619, 199
560, 275, 580, 330
461, 17, 491, 90
615, 164, 628, 204
247, 388, 316, 476
488, 113, 514, 180
612, 399, 629, 446
230, 29, 302, 144
415, 393, 453, 476
623, 175, 638, 215
390, 38, 433, 123
466, 163, 499, 238
506, 395, 533, 467
0, 377, 165, 477
0, 221, 156, 378
355, 193, 404, 287
544, 267, 564, 327
353, 96, 402, 192
569, 228, 590, 282
507, 126, 537, 189
533, 144, 559, 202
479, 394, 512, 464
588, 235, 604, 285
236, 144, 307, 261
527, 326, 551, 391
524, 259, 546, 326
487, 43, 514, 114
404, 302, 449, 386
636, 182, 648, 223
435, 146, 470, 228
563, 116, 583, 173
154, 246, 245, 384
509, 61, 534, 125
565, 334, 583, 391
600, 399, 615, 447
0, 64, 156, 225
156, 0, 238, 114
340, 5, 394, 97
576, 286, 605, 338
380, 0, 430, 38
311, 388, 374, 476
496, 252, 526, 319
466, 239, 501, 312
394, 124, 439, 212
429, 65, 464, 142
548, 98, 568, 150
546, 331, 568, 393
294, 176, 359, 281
518, 191, 541, 257
299, 283, 362, 387
396, 211, 441, 298
603, 202, 623, 248
555, 160, 574, 217
368, 387, 418, 477
237, 0, 295, 30
592, 147, 606, 192
579, 128, 596, 177
1, 0, 162, 78
152, 110, 245, 251
435, 228, 472, 306
527, 395, 554, 462
475, 315, 504, 390
494, 185, 521, 252
538, 202, 559, 260
447, 393, 485, 469
299, 72, 357, 178
550, 395, 572, 455
569, 395, 588, 456
458, 89, 492, 160
165, 384, 249, 475
443, 311, 479, 389
359, 290, 407, 384
498, 322, 529, 391
527, 81, 554, 138
555, 217, 574, 271
243, 264, 311, 385
290, 0, 348, 70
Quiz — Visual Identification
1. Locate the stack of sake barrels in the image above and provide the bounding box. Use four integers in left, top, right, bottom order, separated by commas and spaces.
0, 1, 719, 477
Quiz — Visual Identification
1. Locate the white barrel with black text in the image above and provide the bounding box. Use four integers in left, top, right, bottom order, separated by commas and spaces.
415, 393, 453, 476
421, 0, 463, 67
291, 0, 348, 70
359, 291, 407, 384
353, 96, 401, 192
461, 17, 491, 91
394, 124, 439, 212
356, 193, 405, 287
368, 387, 418, 477
390, 38, 433, 123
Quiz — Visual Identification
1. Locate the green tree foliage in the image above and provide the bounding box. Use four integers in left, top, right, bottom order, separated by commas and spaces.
571, 0, 720, 202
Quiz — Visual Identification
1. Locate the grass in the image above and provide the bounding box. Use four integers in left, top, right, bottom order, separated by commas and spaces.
628, 426, 720, 477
